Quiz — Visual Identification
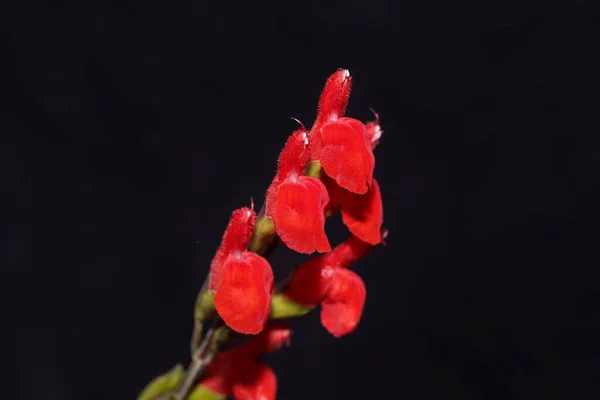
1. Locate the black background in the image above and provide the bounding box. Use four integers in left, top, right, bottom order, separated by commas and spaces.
3, 2, 600, 399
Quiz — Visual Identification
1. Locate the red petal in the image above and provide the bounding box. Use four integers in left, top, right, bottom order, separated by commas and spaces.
214, 251, 274, 334
318, 117, 375, 194
271, 176, 331, 254
232, 363, 277, 400
341, 178, 384, 245
209, 207, 257, 291
321, 268, 366, 337
313, 69, 352, 129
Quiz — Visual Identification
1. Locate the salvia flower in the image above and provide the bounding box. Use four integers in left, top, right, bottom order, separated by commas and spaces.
194, 323, 292, 400
138, 68, 388, 400
284, 235, 376, 337
210, 206, 274, 334
308, 69, 376, 194
266, 128, 331, 254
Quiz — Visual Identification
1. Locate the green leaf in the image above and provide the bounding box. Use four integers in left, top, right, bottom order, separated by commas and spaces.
270, 293, 313, 319
137, 364, 184, 400
187, 385, 225, 400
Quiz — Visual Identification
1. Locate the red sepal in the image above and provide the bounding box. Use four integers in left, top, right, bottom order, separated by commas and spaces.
340, 178, 384, 245
316, 117, 375, 194
209, 206, 257, 291
214, 251, 274, 334
321, 268, 367, 337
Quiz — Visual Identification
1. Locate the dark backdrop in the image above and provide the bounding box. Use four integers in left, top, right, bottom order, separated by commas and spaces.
3, 2, 600, 399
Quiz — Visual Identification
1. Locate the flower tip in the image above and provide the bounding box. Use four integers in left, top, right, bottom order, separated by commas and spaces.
340, 68, 350, 81
315, 69, 353, 126
381, 227, 389, 243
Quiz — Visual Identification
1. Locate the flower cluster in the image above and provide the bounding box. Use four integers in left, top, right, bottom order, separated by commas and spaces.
208, 69, 385, 339
138, 69, 387, 400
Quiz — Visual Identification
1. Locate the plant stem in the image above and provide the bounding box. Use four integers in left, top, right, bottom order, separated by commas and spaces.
175, 319, 220, 400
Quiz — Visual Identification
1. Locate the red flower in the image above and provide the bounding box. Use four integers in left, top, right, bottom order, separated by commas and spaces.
197, 323, 292, 400
209, 206, 274, 334
308, 70, 375, 194
284, 236, 375, 337
317, 117, 375, 194
214, 251, 274, 334
266, 128, 331, 254
321, 268, 366, 337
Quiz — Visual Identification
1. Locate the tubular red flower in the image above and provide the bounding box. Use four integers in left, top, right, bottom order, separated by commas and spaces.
284, 235, 375, 306
270, 175, 331, 254
313, 68, 352, 129
266, 128, 331, 254
321, 268, 367, 337
214, 251, 274, 334
316, 117, 375, 194
340, 178, 384, 245
209, 206, 257, 291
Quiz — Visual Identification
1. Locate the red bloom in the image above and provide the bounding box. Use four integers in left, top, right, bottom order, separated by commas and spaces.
316, 117, 375, 194
340, 178, 384, 245
266, 128, 331, 254
308, 69, 375, 194
321, 268, 366, 337
209, 206, 274, 334
214, 251, 274, 334
284, 236, 374, 337
197, 323, 291, 400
